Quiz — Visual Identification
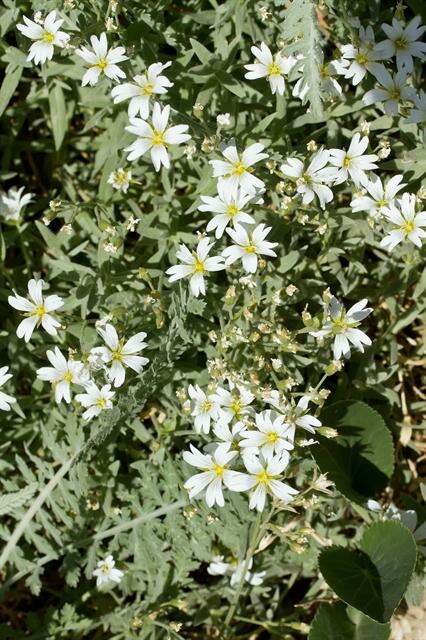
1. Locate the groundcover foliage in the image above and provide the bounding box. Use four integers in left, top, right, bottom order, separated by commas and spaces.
0, 0, 425, 638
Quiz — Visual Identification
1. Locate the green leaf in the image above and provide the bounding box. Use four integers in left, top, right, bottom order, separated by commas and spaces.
189, 38, 212, 65
319, 521, 417, 623
311, 401, 394, 504
309, 602, 390, 640
0, 483, 38, 516
0, 66, 22, 117
49, 83, 67, 150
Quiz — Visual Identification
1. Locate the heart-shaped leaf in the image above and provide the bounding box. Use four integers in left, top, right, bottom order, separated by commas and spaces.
312, 401, 394, 504
309, 602, 390, 640
319, 521, 417, 623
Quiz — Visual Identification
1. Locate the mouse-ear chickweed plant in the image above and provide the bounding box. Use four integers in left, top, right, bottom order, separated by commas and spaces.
0, 1, 424, 638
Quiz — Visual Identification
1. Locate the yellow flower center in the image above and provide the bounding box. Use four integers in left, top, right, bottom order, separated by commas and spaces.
111, 348, 123, 362
266, 431, 278, 443
256, 470, 272, 485
227, 204, 239, 218
402, 220, 415, 235
114, 170, 128, 185
389, 88, 401, 100
233, 162, 246, 176
355, 52, 369, 66
42, 32, 55, 43
96, 58, 108, 71
101, 564, 110, 574
151, 130, 165, 146
33, 304, 46, 318
213, 464, 224, 477
230, 399, 242, 418
376, 198, 388, 208
63, 371, 73, 383
268, 62, 282, 76
142, 82, 154, 96
245, 245, 257, 253
201, 400, 213, 412
193, 258, 205, 273
394, 37, 407, 50
343, 155, 351, 169
97, 397, 107, 408
319, 63, 329, 78
331, 317, 348, 334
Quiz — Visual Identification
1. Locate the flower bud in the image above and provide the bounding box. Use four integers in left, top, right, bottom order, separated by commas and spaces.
317, 426, 338, 438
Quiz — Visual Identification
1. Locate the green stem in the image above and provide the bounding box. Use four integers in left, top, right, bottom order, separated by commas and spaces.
151, 620, 185, 639
0, 453, 76, 572
89, 499, 187, 543
222, 508, 269, 634
0, 499, 187, 591
0, 423, 117, 573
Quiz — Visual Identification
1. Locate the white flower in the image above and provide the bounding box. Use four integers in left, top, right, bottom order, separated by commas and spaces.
0, 366, 16, 411
380, 193, 426, 251
1, 187, 33, 222
126, 215, 140, 232
227, 454, 298, 512
239, 410, 294, 460
318, 59, 345, 97
198, 182, 257, 239
165, 237, 225, 297
211, 381, 254, 423
75, 381, 115, 421
339, 25, 386, 86
363, 66, 415, 115
293, 55, 344, 101
284, 397, 321, 435
217, 113, 231, 127
92, 324, 149, 388
405, 90, 426, 127
111, 62, 173, 118
210, 143, 268, 193
212, 420, 246, 449
75, 33, 128, 86
350, 174, 405, 218
379, 16, 426, 72
17, 10, 69, 65
207, 555, 230, 576
92, 555, 124, 588
244, 42, 296, 95
328, 133, 378, 188
183, 443, 240, 508
107, 168, 132, 192
222, 223, 277, 274
188, 384, 220, 434
310, 297, 373, 360
125, 102, 190, 171
280, 149, 334, 210
207, 555, 265, 587
8, 279, 64, 342
262, 388, 285, 409
36, 347, 89, 404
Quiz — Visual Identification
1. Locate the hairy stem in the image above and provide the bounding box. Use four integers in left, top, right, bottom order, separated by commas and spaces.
0, 453, 77, 572
222, 508, 271, 633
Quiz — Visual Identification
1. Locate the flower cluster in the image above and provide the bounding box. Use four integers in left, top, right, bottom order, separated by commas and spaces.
182, 379, 317, 512
7, 5, 425, 605
6, 277, 149, 420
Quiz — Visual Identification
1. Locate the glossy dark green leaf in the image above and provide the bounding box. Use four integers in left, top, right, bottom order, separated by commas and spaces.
309, 602, 390, 640
312, 401, 394, 503
319, 521, 417, 623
